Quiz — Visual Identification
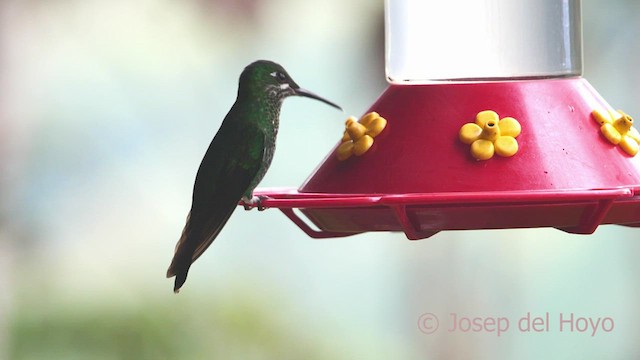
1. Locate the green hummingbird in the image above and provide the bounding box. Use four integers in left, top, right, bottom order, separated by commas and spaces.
167, 60, 341, 293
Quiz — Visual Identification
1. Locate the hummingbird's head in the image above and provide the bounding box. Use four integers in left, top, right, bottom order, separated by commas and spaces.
240, 60, 342, 110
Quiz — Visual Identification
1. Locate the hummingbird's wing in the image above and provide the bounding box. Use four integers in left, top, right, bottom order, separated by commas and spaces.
167, 125, 265, 292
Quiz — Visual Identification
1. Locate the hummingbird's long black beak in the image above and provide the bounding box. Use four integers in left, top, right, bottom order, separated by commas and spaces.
294, 87, 342, 111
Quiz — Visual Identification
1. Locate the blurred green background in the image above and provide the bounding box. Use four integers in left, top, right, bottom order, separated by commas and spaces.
1, 0, 639, 359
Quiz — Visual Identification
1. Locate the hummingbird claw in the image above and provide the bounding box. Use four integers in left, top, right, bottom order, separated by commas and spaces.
256, 195, 269, 211
241, 195, 270, 211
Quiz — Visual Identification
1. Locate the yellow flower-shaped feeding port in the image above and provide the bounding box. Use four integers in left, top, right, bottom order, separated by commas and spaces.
591, 109, 640, 156
459, 110, 521, 160
336, 112, 387, 161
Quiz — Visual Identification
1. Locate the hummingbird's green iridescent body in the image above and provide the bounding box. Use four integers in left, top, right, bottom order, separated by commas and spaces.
167, 60, 341, 292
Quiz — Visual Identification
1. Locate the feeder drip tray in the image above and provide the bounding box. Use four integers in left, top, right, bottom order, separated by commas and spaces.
242, 79, 640, 239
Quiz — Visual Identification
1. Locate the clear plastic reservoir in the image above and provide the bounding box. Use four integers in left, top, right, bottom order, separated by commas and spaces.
385, 0, 582, 83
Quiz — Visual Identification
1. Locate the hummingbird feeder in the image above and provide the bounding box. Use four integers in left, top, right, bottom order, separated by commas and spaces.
244, 0, 640, 239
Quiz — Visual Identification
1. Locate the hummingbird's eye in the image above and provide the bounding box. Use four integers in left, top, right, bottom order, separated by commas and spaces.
271, 71, 287, 82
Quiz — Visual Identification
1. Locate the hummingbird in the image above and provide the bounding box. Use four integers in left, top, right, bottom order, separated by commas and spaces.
167, 60, 342, 293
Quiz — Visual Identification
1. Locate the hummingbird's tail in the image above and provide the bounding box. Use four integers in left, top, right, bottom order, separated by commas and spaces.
167, 212, 194, 293
167, 256, 191, 293
167, 206, 235, 293
171, 269, 190, 293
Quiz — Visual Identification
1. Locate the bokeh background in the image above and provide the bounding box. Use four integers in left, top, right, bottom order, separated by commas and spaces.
1, 0, 639, 359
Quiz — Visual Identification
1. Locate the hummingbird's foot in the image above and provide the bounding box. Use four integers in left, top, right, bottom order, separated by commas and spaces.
241, 195, 270, 211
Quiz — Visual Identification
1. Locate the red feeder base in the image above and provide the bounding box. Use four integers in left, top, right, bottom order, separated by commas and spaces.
244, 78, 640, 239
